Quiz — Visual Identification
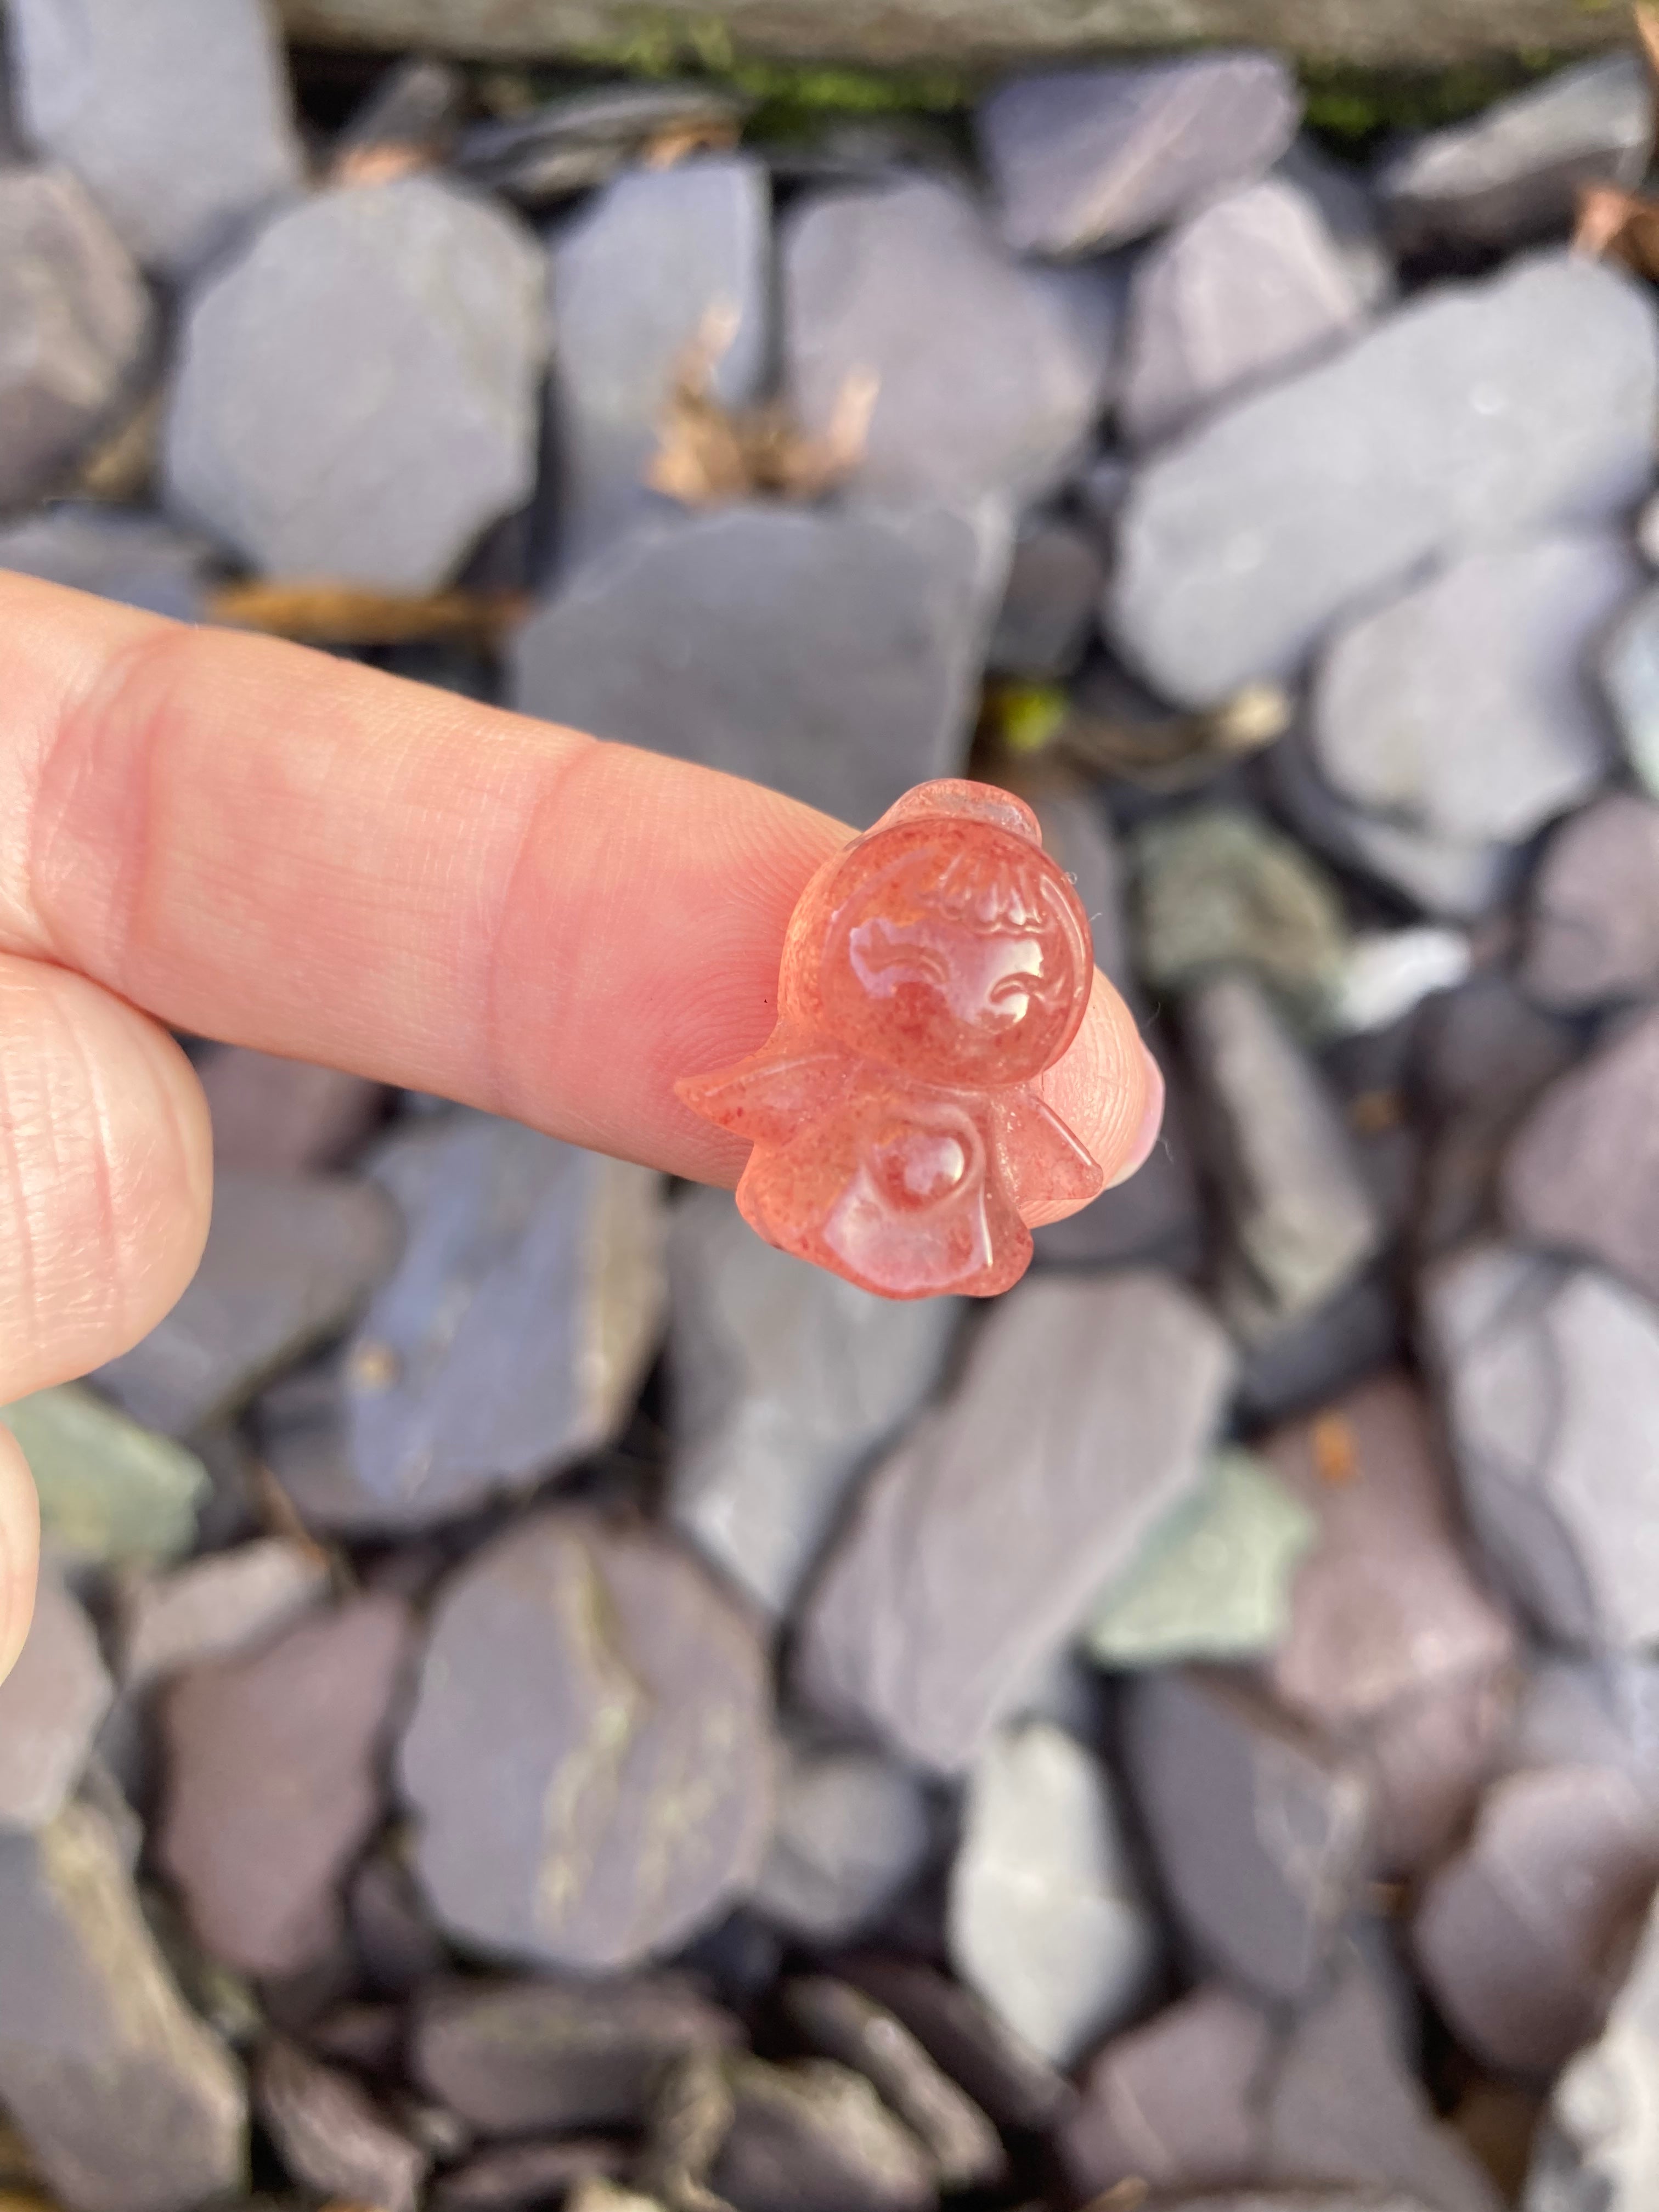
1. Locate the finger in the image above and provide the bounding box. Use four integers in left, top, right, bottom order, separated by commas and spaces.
0, 1429, 39, 1685
1, 574, 1153, 1203
0, 953, 213, 1396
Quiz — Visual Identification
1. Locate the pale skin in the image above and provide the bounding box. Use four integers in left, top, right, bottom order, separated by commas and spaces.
0, 573, 1163, 1685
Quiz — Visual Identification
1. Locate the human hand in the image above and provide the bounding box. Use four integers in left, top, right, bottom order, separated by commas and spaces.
0, 574, 1163, 1681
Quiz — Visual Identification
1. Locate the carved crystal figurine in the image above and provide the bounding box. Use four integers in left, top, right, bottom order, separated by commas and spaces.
677, 779, 1104, 1298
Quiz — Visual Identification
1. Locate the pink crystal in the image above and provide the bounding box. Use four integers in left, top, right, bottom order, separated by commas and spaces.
677, 779, 1104, 1299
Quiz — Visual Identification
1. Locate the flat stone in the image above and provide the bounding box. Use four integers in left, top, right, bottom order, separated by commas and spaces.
1267, 719, 1518, 921
782, 1980, 1003, 2191
836, 1954, 1071, 2132
511, 501, 997, 828
1124, 1667, 1372, 2002
1311, 533, 1638, 847
1133, 804, 1348, 1023
1413, 1765, 1659, 2076
986, 517, 1103, 678
1057, 1982, 1273, 2197
795, 1271, 1235, 1773
550, 155, 770, 564
751, 1739, 933, 1943
256, 2037, 427, 2212
1108, 253, 1659, 708
1262, 1373, 1516, 1736
264, 1113, 665, 1532
1365, 1669, 1515, 1880
978, 55, 1300, 255
0, 167, 151, 511
1085, 1446, 1317, 1668
96, 1167, 399, 1438
1327, 929, 1472, 1038
458, 83, 748, 209
1277, 135, 1396, 311
0, 1801, 247, 2212
349, 1849, 448, 1997
1234, 1269, 1403, 1426
432, 2137, 630, 2212
1524, 792, 1659, 1010
1377, 53, 1653, 260
1506, 1654, 1659, 1799
1120, 177, 1365, 450
0, 1568, 111, 1832
1601, 581, 1659, 797
1426, 1243, 1659, 1648
1526, 1884, 1659, 2210
1265, 1948, 1503, 2212
666, 1186, 958, 1618
0, 1383, 206, 1566
783, 174, 1116, 509
397, 1510, 774, 1971
1181, 972, 1383, 1342
115, 1537, 330, 1691
158, 1593, 414, 1979
947, 1719, 1158, 2066
336, 54, 465, 170
163, 177, 548, 590
0, 504, 216, 619
198, 1045, 386, 1173
1505, 1005, 1659, 1304
411, 1974, 740, 2136
9, 0, 302, 276
710, 2057, 934, 2212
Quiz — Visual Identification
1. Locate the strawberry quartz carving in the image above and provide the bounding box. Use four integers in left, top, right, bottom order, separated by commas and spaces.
677, 778, 1104, 1299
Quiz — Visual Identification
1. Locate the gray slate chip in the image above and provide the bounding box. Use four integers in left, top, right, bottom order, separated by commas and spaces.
1311, 533, 1639, 847
1525, 791, 1659, 1009
783, 173, 1117, 509
1277, 136, 1396, 312
1124, 1668, 1372, 2003
794, 1270, 1236, 1773
1180, 972, 1383, 1343
1119, 177, 1365, 452
163, 176, 548, 590
9, 0, 302, 277
751, 1739, 934, 1944
158, 1593, 414, 1979
666, 1185, 958, 1618
458, 83, 749, 208
1413, 1764, 1659, 2077
256, 2036, 428, 2212
412, 1974, 740, 2136
397, 1510, 775, 1972
0, 1801, 248, 2212
431, 2138, 630, 2212
710, 2056, 935, 2212
986, 516, 1104, 679
550, 155, 770, 565
0, 503, 215, 619
977, 54, 1301, 256
96, 1166, 399, 1437
0, 1567, 112, 1832
1377, 53, 1654, 259
512, 501, 998, 827
115, 1536, 330, 1692
781, 1978, 1004, 2192
263, 1112, 665, 1532
1504, 1004, 1659, 1306
947, 1718, 1159, 2066
0, 167, 151, 511
1423, 1243, 1659, 1650
1108, 252, 1659, 708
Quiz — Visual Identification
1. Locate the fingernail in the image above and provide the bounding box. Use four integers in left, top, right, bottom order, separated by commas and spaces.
1108, 1043, 1165, 1188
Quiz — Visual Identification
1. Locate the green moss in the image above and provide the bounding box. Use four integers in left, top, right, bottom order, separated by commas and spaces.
565, 9, 967, 113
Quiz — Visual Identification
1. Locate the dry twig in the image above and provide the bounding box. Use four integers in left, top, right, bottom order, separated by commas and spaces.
206, 580, 526, 649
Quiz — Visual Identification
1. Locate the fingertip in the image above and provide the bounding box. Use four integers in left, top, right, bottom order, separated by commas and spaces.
1028, 969, 1160, 1226
1109, 1044, 1166, 1189
0, 1426, 40, 1688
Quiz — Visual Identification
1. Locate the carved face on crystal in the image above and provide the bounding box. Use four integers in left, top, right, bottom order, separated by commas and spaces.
816, 819, 1091, 1087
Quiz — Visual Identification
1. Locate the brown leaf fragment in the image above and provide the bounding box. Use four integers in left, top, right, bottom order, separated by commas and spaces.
206, 581, 527, 648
